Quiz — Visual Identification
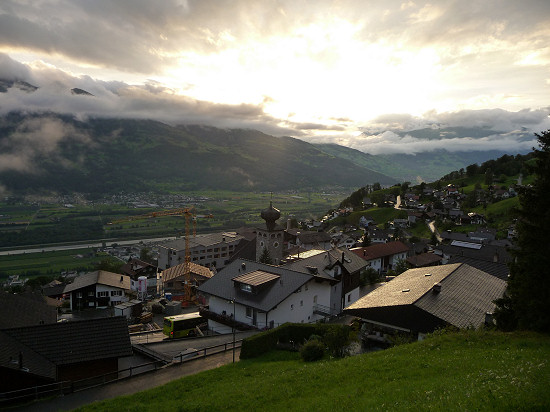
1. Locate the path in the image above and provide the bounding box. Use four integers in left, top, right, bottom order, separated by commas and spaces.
12, 349, 241, 412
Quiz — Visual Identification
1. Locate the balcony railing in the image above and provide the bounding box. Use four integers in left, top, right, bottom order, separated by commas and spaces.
199, 308, 257, 331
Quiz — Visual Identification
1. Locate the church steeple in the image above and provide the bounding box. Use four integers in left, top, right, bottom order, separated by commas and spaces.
256, 199, 284, 265
261, 201, 281, 231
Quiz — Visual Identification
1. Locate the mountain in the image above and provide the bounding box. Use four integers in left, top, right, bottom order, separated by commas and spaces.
316, 143, 530, 183
0, 78, 38, 93
0, 113, 397, 196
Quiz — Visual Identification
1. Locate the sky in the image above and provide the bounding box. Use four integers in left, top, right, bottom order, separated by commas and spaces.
0, 0, 549, 155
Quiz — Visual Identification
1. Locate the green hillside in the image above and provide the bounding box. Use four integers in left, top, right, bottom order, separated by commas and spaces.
77, 330, 550, 411
316, 143, 529, 183
0, 113, 396, 196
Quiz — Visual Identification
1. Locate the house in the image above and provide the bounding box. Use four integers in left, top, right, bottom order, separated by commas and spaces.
0, 317, 132, 392
197, 259, 337, 334
334, 234, 357, 249
350, 241, 410, 274
366, 226, 393, 244
406, 252, 443, 268
157, 231, 245, 271
282, 248, 368, 312
161, 261, 214, 302
120, 257, 158, 280
286, 229, 332, 251
0, 291, 57, 329
359, 215, 376, 228
64, 271, 131, 311
434, 242, 512, 266
344, 263, 507, 342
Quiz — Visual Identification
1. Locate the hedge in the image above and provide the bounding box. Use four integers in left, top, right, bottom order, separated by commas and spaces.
240, 323, 350, 359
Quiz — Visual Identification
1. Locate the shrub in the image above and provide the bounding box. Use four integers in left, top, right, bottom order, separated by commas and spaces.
300, 340, 325, 362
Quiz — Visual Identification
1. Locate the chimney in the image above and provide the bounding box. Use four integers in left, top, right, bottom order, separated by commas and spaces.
241, 262, 246, 271
432, 283, 442, 294
341, 251, 345, 264
120, 275, 123, 282
485, 312, 494, 327
493, 252, 499, 263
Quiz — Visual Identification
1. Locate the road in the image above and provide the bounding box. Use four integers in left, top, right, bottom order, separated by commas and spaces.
428, 221, 442, 242
0, 236, 177, 256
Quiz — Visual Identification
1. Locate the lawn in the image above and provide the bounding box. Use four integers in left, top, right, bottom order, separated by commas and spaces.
76, 329, 550, 412
0, 248, 121, 280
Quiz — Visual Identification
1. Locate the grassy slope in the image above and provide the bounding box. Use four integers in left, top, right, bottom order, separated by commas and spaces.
77, 330, 550, 412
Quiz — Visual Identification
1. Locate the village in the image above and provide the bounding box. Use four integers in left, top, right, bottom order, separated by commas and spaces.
0, 175, 516, 402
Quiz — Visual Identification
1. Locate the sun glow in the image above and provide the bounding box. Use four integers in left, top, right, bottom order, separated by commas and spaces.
165, 19, 445, 127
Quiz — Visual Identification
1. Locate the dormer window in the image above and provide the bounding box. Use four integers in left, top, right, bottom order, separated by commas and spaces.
240, 284, 252, 293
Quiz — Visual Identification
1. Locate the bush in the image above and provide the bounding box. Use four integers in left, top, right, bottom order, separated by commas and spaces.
240, 327, 280, 359
300, 339, 325, 362
240, 323, 351, 359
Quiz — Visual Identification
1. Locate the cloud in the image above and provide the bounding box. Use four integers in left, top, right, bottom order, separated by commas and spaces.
0, 53, 300, 135
305, 108, 550, 155
0, 116, 91, 173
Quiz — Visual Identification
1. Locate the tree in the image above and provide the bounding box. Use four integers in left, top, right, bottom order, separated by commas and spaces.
484, 168, 494, 186
140, 247, 154, 263
494, 130, 550, 332
393, 259, 409, 275
361, 235, 371, 247
258, 247, 273, 264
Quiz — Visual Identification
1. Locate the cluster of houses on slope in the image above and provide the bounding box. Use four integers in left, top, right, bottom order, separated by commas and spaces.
2, 198, 512, 393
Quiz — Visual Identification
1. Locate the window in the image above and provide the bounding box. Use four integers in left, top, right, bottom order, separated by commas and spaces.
88, 291, 94, 297
273, 241, 279, 248
240, 284, 252, 293
97, 291, 108, 297
246, 307, 252, 318
290, 304, 294, 310
347, 294, 351, 302
300, 300, 303, 307
111, 290, 122, 296
76, 292, 82, 298
313, 295, 317, 303
305, 284, 308, 291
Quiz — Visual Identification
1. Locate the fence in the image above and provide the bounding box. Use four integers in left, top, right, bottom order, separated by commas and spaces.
0, 339, 243, 406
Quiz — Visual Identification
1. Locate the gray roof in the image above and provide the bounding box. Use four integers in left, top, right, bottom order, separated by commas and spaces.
1, 317, 132, 370
435, 243, 513, 264
448, 256, 509, 280
0, 331, 57, 380
198, 259, 328, 312
283, 248, 367, 276
64, 270, 131, 293
345, 263, 506, 329
159, 232, 244, 250
0, 291, 57, 329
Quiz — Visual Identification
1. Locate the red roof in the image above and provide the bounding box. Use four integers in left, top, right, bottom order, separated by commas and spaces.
350, 241, 410, 261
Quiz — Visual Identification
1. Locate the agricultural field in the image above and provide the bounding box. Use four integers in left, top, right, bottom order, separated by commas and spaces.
0, 248, 121, 281
0, 190, 345, 249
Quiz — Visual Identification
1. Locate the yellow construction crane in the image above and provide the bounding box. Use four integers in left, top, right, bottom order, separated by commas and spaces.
108, 208, 213, 302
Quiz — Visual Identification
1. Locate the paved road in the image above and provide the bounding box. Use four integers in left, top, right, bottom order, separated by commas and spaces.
12, 349, 241, 412
0, 236, 176, 256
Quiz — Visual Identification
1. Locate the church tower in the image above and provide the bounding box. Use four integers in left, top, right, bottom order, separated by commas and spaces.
256, 201, 284, 265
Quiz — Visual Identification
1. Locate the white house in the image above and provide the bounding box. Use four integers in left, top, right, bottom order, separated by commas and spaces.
64, 271, 131, 310
197, 259, 336, 334
350, 241, 410, 274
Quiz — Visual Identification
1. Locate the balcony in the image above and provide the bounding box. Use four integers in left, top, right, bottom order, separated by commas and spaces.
199, 308, 257, 331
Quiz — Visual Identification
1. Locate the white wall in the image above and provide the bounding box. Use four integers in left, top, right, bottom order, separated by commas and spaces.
344, 286, 360, 309
96, 284, 128, 307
